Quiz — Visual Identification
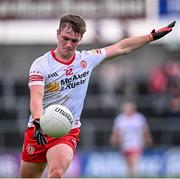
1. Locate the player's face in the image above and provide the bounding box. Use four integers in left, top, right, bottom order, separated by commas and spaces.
57, 27, 81, 59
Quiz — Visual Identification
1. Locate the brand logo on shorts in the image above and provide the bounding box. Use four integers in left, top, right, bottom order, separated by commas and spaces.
26, 144, 35, 154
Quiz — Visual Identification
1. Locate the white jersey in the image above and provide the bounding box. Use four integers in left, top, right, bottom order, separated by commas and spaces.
113, 112, 149, 151
28, 49, 106, 128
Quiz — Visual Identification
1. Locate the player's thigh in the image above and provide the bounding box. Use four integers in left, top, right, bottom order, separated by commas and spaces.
20, 160, 47, 178
125, 153, 141, 166
46, 143, 74, 176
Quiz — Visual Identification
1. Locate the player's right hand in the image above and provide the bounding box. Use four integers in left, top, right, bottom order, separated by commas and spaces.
33, 118, 47, 145
151, 21, 176, 40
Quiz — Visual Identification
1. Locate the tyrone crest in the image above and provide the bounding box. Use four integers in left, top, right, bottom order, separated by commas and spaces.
26, 144, 35, 154
80, 60, 87, 68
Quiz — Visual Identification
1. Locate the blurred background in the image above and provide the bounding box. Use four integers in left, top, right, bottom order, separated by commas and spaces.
0, 0, 180, 177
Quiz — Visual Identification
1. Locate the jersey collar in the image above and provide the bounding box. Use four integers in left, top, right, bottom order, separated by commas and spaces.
50, 50, 75, 65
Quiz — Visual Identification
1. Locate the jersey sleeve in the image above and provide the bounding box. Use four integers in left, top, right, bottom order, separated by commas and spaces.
28, 60, 45, 87
85, 48, 106, 68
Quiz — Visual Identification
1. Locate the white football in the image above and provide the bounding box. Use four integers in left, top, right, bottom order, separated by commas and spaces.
40, 104, 73, 138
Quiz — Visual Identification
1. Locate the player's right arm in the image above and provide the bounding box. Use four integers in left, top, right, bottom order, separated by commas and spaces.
30, 85, 47, 145
28, 58, 47, 145
28, 58, 46, 120
30, 85, 44, 120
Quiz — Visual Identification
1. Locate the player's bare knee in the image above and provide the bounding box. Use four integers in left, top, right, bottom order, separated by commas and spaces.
48, 168, 64, 178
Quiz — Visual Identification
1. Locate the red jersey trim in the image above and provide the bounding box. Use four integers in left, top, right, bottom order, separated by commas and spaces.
29, 75, 44, 82
50, 50, 75, 65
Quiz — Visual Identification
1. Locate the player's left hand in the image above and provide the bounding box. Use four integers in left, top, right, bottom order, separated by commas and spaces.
33, 118, 47, 145
151, 21, 176, 40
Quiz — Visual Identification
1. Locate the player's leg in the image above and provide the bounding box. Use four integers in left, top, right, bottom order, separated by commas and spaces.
125, 152, 140, 177
20, 160, 46, 178
46, 143, 74, 178
20, 127, 48, 177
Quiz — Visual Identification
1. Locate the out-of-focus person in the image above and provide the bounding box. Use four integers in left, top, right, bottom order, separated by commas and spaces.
110, 101, 153, 177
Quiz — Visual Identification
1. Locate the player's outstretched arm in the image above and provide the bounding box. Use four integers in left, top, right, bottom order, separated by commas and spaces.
104, 21, 176, 61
